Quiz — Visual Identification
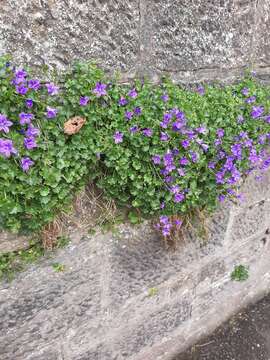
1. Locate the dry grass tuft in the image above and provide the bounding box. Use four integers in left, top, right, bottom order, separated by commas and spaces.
41, 220, 63, 250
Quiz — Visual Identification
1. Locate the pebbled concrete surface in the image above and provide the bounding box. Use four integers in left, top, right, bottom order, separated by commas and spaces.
1, 172, 270, 359
174, 292, 270, 360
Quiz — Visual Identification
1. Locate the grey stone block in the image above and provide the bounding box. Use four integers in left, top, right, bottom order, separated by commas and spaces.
0, 0, 140, 75
254, 0, 270, 67
113, 299, 192, 358
230, 200, 270, 242
239, 171, 270, 208
0, 230, 30, 253
140, 0, 255, 82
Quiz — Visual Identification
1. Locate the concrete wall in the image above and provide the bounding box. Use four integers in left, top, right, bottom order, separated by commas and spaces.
0, 0, 269, 83
1, 170, 270, 359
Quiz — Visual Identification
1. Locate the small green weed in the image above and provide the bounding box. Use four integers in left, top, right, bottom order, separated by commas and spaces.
231, 265, 249, 282
0, 235, 70, 282
0, 241, 44, 281
52, 262, 66, 272
148, 287, 158, 297
56, 236, 70, 248
128, 211, 142, 225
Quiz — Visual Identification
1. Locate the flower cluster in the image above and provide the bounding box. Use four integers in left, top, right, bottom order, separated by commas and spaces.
1, 56, 270, 236
0, 64, 62, 172
155, 215, 183, 237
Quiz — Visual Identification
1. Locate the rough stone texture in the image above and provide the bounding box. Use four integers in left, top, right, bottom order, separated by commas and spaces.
0, 230, 30, 253
1, 170, 270, 359
141, 0, 255, 82
0, 0, 270, 82
0, 0, 140, 77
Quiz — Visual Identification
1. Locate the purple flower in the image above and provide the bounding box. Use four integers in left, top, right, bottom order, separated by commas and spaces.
174, 192, 185, 203
243, 138, 253, 148
217, 128, 225, 138
163, 152, 174, 165
174, 219, 183, 227
170, 185, 180, 194
249, 148, 260, 164
24, 137, 37, 150
172, 121, 185, 132
251, 106, 264, 119
142, 128, 153, 137
160, 132, 170, 141
177, 168, 185, 176
175, 110, 186, 121
231, 143, 242, 159
215, 171, 225, 184
165, 176, 174, 183
196, 85, 205, 95
19, 113, 34, 125
46, 107, 58, 119
258, 134, 266, 145
179, 157, 189, 166
241, 87, 249, 96
113, 131, 123, 144
160, 201, 165, 209
79, 96, 89, 106
128, 88, 137, 98
46, 83, 59, 96
264, 115, 270, 124
28, 79, 41, 91
26, 125, 40, 138
190, 151, 198, 163
208, 161, 215, 169
161, 94, 169, 102
16, 85, 28, 95
165, 163, 176, 172
181, 139, 190, 149
130, 125, 139, 133
196, 139, 209, 152
162, 226, 171, 237
214, 139, 222, 147
245, 96, 256, 104
218, 194, 226, 202
238, 131, 248, 139
160, 215, 169, 225
227, 188, 236, 196
201, 143, 209, 152
21, 157, 34, 172
134, 107, 142, 115
119, 97, 128, 106
0, 139, 17, 157
13, 69, 27, 84
92, 82, 107, 97
125, 111, 133, 121
0, 114, 12, 133
25, 99, 33, 108
196, 126, 207, 134
152, 155, 161, 164
160, 113, 172, 128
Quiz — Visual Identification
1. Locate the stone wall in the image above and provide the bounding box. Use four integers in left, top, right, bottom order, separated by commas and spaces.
0, 0, 269, 83
1, 170, 270, 359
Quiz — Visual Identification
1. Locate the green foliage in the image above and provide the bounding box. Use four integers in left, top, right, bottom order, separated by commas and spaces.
231, 265, 249, 281
0, 241, 44, 281
148, 287, 158, 297
52, 262, 66, 272
0, 58, 103, 232
0, 235, 70, 281
1, 55, 270, 236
